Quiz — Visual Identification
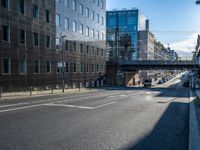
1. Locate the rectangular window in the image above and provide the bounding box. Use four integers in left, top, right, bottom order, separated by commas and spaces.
72, 0, 76, 11
80, 43, 83, 53
86, 8, 89, 18
56, 37, 60, 50
101, 49, 104, 56
101, 16, 104, 25
19, 29, 25, 44
64, 0, 68, 7
73, 42, 76, 52
79, 4, 83, 15
64, 18, 69, 30
46, 35, 50, 48
97, 0, 99, 6
33, 33, 39, 46
65, 62, 69, 72
86, 26, 89, 36
65, 40, 68, 51
96, 31, 100, 39
18, 0, 24, 14
56, 14, 60, 26
19, 60, 27, 74
96, 14, 99, 23
2, 25, 9, 42
101, 32, 104, 40
57, 63, 61, 73
101, 0, 104, 9
3, 58, 10, 74
33, 4, 39, 18
34, 60, 40, 73
46, 61, 51, 73
91, 11, 95, 20
97, 48, 99, 55
91, 28, 95, 38
72, 21, 77, 32
79, 24, 83, 34
46, 10, 50, 23
70, 63, 76, 72
80, 63, 84, 72
86, 45, 89, 54
1, 0, 8, 8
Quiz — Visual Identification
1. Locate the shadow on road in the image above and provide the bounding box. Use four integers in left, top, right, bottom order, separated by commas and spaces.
122, 101, 189, 150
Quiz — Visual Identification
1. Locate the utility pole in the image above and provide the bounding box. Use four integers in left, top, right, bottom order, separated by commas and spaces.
60, 33, 66, 93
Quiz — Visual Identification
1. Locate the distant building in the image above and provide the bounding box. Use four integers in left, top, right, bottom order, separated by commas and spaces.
106, 9, 149, 61
169, 49, 178, 61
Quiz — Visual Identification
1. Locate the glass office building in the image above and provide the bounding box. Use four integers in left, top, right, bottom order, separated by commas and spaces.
106, 9, 148, 61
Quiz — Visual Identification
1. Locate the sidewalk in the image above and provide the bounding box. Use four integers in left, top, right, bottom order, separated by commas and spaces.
0, 88, 99, 100
189, 89, 200, 150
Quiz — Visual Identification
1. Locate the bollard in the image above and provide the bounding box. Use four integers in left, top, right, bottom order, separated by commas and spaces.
0, 86, 2, 99
30, 86, 32, 96
51, 85, 53, 94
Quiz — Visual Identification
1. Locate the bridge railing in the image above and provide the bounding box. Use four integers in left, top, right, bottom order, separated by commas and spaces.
120, 60, 197, 65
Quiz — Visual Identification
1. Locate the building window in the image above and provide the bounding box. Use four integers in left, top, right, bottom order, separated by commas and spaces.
18, 0, 24, 14
70, 63, 76, 72
79, 4, 83, 15
86, 26, 89, 36
91, 28, 95, 38
79, 24, 83, 34
80, 63, 84, 72
97, 48, 99, 55
2, 25, 9, 42
46, 10, 50, 23
86, 8, 89, 18
96, 30, 100, 39
19, 60, 27, 74
64, 18, 69, 30
56, 37, 61, 50
65, 62, 68, 72
64, 0, 68, 7
57, 63, 61, 73
80, 43, 83, 53
56, 0, 60, 3
86, 64, 89, 72
101, 32, 104, 40
73, 42, 76, 52
86, 45, 89, 54
72, 21, 77, 32
1, 0, 8, 8
3, 58, 11, 74
46, 35, 50, 48
19, 29, 25, 44
91, 11, 95, 20
96, 0, 99, 6
101, 16, 104, 25
96, 14, 99, 23
101, 0, 104, 9
65, 41, 68, 51
33, 33, 39, 46
72, 0, 76, 11
34, 60, 40, 73
33, 4, 39, 18
46, 61, 51, 73
101, 49, 104, 56
56, 14, 60, 26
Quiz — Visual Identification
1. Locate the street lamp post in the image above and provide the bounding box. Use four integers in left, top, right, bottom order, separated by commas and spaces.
60, 33, 66, 93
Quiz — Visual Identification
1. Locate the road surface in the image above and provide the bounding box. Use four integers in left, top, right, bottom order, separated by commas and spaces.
0, 74, 189, 150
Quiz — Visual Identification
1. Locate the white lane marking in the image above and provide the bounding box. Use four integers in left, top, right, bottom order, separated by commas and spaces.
0, 104, 44, 113
93, 101, 116, 109
107, 96, 116, 98
0, 102, 30, 108
145, 92, 152, 95
44, 103, 94, 110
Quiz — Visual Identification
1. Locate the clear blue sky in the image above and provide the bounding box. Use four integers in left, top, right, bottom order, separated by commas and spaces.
106, 0, 200, 54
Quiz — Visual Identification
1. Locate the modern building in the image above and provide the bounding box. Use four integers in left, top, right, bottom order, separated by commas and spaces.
106, 8, 148, 62
0, 0, 56, 90
0, 0, 106, 90
55, 0, 106, 88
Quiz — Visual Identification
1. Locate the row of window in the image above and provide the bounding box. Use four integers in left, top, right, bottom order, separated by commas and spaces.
56, 0, 104, 10
1, 0, 51, 23
2, 58, 104, 75
56, 40, 105, 56
1, 25, 51, 48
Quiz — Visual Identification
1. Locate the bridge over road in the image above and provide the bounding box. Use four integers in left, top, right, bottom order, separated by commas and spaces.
113, 60, 199, 71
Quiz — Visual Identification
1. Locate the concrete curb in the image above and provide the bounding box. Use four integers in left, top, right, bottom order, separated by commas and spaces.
189, 90, 200, 150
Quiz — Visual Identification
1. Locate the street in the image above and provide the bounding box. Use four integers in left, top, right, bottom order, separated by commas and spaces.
0, 75, 189, 150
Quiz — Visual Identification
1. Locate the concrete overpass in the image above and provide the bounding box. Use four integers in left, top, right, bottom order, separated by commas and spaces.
107, 60, 198, 71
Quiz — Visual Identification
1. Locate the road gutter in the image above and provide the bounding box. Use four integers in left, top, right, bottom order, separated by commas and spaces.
189, 90, 200, 150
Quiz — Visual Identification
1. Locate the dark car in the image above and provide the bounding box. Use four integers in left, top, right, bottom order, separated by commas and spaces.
183, 81, 190, 87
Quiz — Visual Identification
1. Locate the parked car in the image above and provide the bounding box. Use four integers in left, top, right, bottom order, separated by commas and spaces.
183, 80, 190, 87
143, 79, 155, 87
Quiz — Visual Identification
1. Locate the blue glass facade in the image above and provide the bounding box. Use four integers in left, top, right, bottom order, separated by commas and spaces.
106, 9, 147, 61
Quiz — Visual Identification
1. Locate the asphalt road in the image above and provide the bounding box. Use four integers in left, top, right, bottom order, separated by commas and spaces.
0, 74, 189, 150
